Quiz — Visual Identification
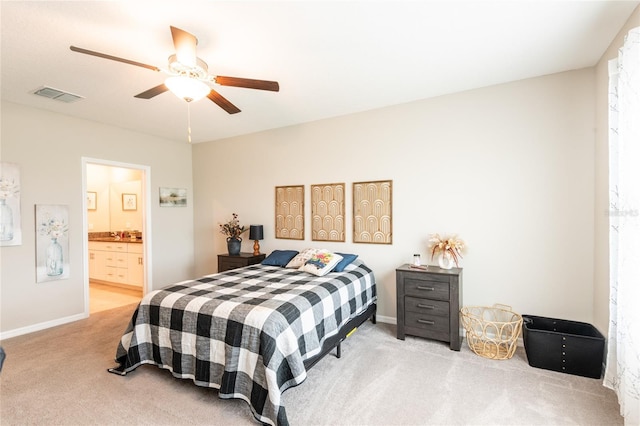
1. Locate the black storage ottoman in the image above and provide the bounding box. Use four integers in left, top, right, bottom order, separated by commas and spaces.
522, 315, 605, 379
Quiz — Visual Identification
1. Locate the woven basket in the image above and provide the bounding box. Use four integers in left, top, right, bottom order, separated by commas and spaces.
460, 304, 523, 360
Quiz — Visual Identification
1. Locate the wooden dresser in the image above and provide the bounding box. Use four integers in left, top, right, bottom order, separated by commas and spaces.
396, 264, 463, 350
218, 253, 266, 272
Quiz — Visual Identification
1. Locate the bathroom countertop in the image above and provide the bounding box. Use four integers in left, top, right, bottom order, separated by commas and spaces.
88, 237, 143, 244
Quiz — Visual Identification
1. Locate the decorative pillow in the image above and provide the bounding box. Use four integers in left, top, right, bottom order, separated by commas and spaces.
285, 248, 319, 268
300, 250, 343, 277
332, 253, 358, 272
261, 250, 299, 267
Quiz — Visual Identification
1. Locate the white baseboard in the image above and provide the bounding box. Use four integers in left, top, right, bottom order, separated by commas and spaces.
374, 315, 525, 347
375, 314, 396, 325
0, 312, 88, 341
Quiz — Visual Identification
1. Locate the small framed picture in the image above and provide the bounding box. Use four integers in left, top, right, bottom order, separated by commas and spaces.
86, 192, 97, 210
159, 187, 187, 207
122, 193, 137, 211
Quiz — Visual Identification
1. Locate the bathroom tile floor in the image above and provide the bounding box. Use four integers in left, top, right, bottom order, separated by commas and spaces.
89, 282, 142, 314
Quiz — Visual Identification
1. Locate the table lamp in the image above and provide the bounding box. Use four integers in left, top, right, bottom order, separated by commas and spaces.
249, 225, 264, 256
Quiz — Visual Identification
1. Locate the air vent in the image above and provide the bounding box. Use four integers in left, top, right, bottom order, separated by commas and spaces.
31, 86, 84, 103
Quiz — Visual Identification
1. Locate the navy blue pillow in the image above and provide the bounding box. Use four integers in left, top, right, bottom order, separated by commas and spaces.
332, 253, 358, 272
261, 250, 299, 267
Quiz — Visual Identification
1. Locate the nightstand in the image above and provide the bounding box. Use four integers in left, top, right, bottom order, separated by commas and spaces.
396, 264, 463, 351
218, 252, 266, 272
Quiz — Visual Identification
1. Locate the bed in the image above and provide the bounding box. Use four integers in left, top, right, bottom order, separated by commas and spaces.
109, 251, 377, 426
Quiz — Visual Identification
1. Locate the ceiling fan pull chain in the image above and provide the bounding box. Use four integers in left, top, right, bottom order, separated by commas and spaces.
187, 102, 192, 144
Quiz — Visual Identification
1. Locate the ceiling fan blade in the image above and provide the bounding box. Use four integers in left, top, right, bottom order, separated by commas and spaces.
207, 89, 241, 114
214, 76, 280, 92
134, 84, 169, 99
170, 26, 197, 68
70, 46, 160, 72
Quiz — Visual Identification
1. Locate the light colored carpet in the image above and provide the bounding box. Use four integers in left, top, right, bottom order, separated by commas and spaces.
0, 304, 622, 425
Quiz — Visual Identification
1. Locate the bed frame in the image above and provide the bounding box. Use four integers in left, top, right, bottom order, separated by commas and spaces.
303, 303, 377, 370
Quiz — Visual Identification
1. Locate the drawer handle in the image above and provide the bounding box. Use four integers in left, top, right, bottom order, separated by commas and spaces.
416, 285, 435, 291
417, 304, 435, 309
417, 319, 435, 325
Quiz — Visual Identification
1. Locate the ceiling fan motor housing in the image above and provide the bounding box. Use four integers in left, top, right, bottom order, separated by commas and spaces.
167, 54, 210, 81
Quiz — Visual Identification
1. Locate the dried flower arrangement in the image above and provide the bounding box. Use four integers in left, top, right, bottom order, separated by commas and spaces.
428, 233, 466, 267
219, 213, 248, 240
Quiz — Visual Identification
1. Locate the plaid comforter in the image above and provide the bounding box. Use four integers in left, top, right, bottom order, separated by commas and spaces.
110, 258, 376, 426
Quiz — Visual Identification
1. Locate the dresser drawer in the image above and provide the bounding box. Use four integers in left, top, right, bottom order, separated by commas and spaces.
404, 278, 450, 301
405, 311, 450, 335
220, 258, 247, 270
405, 296, 449, 317
218, 253, 266, 272
396, 264, 462, 350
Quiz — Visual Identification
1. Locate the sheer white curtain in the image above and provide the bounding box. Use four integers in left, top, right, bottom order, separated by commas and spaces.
605, 26, 640, 426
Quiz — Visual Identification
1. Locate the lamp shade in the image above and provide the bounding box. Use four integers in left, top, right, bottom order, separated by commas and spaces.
249, 225, 264, 241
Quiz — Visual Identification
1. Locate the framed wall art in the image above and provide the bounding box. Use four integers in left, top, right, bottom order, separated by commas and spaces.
86, 191, 97, 210
159, 187, 187, 207
35, 204, 70, 282
0, 162, 22, 246
122, 193, 137, 211
311, 182, 345, 242
353, 180, 393, 244
275, 185, 304, 240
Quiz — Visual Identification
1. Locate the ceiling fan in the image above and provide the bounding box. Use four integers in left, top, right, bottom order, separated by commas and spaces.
70, 26, 279, 114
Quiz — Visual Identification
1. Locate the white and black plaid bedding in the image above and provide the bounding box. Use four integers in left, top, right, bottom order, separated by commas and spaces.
110, 258, 376, 426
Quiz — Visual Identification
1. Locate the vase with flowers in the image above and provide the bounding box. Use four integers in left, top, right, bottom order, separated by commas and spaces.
428, 233, 466, 270
0, 176, 20, 242
219, 213, 248, 255
39, 215, 68, 276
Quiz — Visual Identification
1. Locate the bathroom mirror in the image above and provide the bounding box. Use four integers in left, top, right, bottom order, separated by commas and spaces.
87, 164, 143, 234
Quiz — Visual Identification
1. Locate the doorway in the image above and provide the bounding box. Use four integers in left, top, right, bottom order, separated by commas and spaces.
82, 158, 151, 315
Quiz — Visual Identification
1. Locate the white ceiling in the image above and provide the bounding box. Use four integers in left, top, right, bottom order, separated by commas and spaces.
1, 1, 638, 144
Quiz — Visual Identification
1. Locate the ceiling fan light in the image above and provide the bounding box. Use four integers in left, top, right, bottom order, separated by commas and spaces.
165, 76, 210, 102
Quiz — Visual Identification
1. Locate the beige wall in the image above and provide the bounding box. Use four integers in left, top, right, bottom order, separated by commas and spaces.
193, 68, 596, 324
5, 6, 636, 336
593, 5, 640, 335
0, 102, 195, 335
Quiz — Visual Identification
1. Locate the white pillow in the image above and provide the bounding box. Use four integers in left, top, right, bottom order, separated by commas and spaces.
285, 248, 319, 268
299, 250, 343, 277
